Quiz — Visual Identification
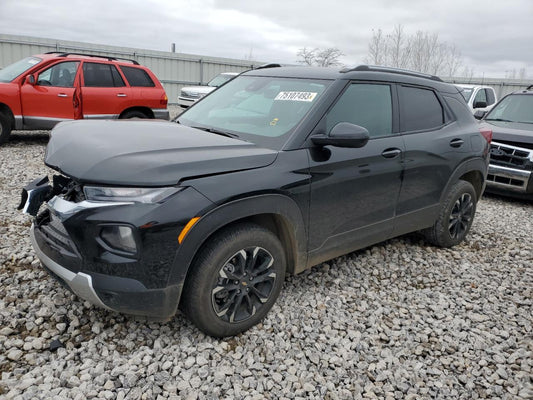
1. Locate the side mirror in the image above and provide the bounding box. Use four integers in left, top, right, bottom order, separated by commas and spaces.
311, 122, 370, 148
25, 75, 36, 85
473, 110, 487, 120
473, 100, 487, 109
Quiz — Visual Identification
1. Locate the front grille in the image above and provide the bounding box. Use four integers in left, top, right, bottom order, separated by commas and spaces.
490, 142, 533, 171
486, 174, 526, 188
36, 209, 80, 258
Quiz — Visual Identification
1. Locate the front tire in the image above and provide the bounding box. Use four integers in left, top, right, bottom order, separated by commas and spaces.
0, 112, 12, 144
424, 180, 477, 247
182, 223, 286, 338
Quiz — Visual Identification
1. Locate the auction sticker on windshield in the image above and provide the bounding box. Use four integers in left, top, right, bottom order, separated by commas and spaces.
274, 91, 317, 102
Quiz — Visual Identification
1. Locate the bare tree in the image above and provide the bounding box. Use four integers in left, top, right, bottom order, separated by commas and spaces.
297, 47, 318, 66
315, 48, 344, 67
462, 66, 475, 81
444, 45, 462, 77
297, 47, 344, 67
388, 25, 408, 69
365, 29, 388, 65
365, 25, 465, 77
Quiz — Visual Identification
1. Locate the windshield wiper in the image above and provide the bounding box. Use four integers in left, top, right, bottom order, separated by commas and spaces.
485, 118, 515, 123
190, 126, 241, 139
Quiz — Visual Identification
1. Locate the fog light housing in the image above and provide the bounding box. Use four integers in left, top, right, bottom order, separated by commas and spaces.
100, 225, 137, 253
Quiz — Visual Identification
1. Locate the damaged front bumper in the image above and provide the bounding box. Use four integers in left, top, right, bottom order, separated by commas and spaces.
30, 223, 112, 311
20, 176, 184, 321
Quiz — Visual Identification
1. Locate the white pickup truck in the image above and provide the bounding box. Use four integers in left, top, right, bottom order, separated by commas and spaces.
456, 84, 497, 113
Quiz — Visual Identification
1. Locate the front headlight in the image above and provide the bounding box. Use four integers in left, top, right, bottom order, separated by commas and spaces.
83, 186, 183, 203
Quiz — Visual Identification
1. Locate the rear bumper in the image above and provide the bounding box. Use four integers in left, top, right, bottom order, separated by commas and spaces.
30, 223, 180, 320
152, 108, 170, 120
486, 164, 533, 195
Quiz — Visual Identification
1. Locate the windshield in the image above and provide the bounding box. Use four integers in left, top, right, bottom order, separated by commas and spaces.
177, 75, 331, 149
208, 74, 235, 87
458, 87, 473, 102
485, 94, 533, 124
0, 57, 42, 83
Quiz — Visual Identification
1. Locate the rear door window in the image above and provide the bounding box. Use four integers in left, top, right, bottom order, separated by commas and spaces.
83, 62, 125, 87
120, 66, 155, 87
399, 86, 444, 132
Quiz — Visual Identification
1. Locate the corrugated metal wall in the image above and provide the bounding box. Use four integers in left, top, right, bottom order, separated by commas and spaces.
0, 33, 263, 103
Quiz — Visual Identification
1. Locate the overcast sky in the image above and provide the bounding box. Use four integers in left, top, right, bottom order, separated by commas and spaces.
1, 0, 532, 78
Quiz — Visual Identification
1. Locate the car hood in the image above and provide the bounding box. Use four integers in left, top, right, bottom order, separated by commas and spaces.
481, 120, 533, 146
181, 85, 215, 95
45, 120, 278, 186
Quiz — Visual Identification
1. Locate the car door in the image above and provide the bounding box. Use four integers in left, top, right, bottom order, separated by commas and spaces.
20, 61, 80, 129
80, 62, 131, 119
394, 84, 471, 235
307, 82, 404, 265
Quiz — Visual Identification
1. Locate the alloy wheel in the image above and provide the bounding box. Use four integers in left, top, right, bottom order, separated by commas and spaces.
211, 246, 277, 323
448, 193, 474, 239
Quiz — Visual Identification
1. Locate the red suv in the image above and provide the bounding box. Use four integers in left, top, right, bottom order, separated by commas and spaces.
0, 52, 169, 143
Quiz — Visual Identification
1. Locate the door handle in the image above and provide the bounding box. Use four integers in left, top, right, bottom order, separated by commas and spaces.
450, 138, 464, 148
381, 148, 402, 158
57, 93, 68, 97
117, 93, 127, 97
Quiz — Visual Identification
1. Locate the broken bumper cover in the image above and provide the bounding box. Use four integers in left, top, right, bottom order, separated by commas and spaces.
30, 223, 112, 311
30, 222, 181, 321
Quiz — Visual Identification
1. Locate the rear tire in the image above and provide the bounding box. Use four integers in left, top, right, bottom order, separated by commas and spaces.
182, 223, 286, 338
121, 110, 149, 119
0, 112, 12, 144
423, 180, 477, 247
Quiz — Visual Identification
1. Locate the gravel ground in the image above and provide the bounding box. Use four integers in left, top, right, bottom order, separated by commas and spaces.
0, 119, 532, 399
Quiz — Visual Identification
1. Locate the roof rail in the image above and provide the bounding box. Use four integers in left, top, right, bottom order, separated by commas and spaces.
341, 65, 443, 82
254, 63, 282, 70
45, 52, 139, 65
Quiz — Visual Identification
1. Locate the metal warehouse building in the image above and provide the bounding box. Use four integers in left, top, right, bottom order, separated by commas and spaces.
0, 33, 529, 102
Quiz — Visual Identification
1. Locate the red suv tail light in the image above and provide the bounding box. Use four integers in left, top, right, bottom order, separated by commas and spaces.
479, 127, 492, 143
160, 94, 168, 106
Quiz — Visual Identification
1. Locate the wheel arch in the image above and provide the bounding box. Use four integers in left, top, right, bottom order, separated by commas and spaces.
168, 194, 308, 296
440, 157, 488, 203
0, 103, 15, 129
119, 106, 154, 119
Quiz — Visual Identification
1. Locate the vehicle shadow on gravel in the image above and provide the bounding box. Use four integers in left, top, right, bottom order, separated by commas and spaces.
7, 131, 50, 145
481, 192, 532, 205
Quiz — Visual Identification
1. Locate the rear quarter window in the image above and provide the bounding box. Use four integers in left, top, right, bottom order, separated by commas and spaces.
399, 86, 444, 132
121, 66, 155, 87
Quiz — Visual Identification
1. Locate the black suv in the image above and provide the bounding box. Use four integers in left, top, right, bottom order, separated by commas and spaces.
21, 65, 491, 337
475, 85, 533, 199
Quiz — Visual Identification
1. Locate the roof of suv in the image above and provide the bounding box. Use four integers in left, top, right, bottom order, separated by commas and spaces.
244, 65, 458, 93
